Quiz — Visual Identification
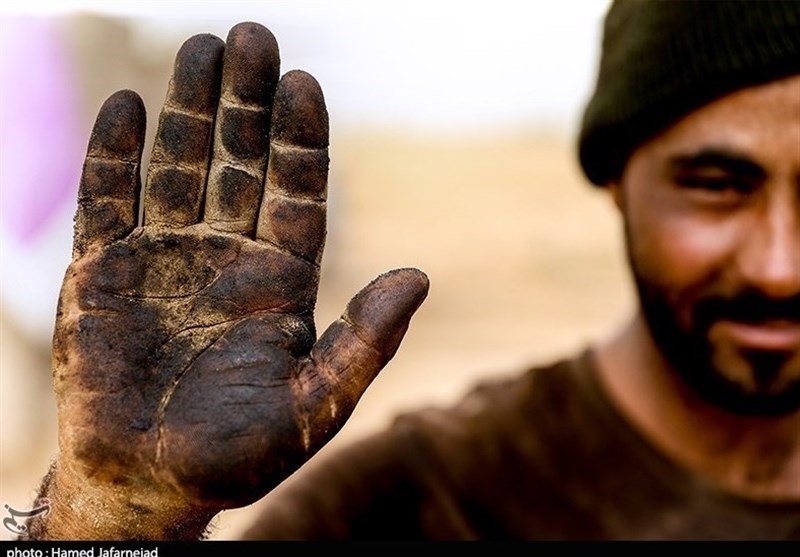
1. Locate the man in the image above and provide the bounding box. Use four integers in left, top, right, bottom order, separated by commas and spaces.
25, 0, 800, 540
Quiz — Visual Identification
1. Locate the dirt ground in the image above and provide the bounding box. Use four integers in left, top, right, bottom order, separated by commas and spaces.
0, 13, 635, 541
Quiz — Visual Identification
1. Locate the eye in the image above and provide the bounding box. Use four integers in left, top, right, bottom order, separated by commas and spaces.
673, 171, 759, 196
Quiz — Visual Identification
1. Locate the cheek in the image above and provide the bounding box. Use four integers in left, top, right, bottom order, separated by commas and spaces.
626, 197, 741, 316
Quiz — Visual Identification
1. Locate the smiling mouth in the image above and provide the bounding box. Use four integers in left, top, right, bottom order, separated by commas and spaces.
714, 319, 800, 351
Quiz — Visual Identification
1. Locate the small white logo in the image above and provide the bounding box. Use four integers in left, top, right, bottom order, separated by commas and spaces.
3, 499, 51, 536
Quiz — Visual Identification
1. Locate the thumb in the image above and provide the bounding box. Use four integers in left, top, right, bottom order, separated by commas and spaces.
299, 268, 429, 449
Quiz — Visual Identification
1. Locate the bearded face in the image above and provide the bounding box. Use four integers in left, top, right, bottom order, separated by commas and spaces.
628, 237, 800, 416
613, 75, 800, 417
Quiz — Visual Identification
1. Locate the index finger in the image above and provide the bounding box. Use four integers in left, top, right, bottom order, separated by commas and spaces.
256, 70, 329, 266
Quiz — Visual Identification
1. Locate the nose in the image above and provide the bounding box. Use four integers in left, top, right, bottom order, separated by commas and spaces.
738, 189, 800, 299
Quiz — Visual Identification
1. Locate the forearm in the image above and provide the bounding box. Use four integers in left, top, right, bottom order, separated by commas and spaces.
24, 460, 217, 541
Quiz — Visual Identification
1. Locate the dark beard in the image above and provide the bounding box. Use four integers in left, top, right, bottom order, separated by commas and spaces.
631, 271, 800, 417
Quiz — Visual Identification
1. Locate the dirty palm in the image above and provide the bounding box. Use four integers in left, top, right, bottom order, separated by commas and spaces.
54, 22, 429, 511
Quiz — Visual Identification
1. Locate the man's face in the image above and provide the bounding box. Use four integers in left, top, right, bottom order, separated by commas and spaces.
612, 74, 800, 416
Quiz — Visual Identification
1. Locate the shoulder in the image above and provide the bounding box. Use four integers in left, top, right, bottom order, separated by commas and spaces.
354, 347, 602, 492
391, 347, 596, 441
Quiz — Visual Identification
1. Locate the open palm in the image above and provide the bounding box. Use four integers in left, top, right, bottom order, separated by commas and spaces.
52, 22, 428, 519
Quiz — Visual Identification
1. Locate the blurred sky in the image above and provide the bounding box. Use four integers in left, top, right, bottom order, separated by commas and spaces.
1, 0, 611, 134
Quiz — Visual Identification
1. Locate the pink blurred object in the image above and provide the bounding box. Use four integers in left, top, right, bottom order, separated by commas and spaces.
1, 15, 84, 246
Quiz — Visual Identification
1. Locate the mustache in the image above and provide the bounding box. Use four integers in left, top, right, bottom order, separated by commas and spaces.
695, 291, 800, 326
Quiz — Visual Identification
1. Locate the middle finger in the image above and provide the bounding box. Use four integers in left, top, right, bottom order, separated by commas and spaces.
204, 22, 280, 236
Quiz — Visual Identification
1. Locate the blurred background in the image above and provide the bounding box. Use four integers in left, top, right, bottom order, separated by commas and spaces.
1, 0, 636, 540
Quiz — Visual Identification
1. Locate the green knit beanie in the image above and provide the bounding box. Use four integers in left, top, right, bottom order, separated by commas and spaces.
578, 0, 800, 187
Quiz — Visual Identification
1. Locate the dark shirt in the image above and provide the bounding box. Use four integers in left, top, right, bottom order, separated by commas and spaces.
241, 349, 800, 540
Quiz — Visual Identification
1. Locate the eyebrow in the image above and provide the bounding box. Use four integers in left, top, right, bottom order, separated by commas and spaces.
668, 149, 767, 179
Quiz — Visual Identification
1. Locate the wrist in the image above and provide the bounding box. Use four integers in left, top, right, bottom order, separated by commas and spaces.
26, 460, 217, 541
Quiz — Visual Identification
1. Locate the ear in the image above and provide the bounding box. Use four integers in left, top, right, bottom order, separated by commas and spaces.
606, 179, 624, 212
